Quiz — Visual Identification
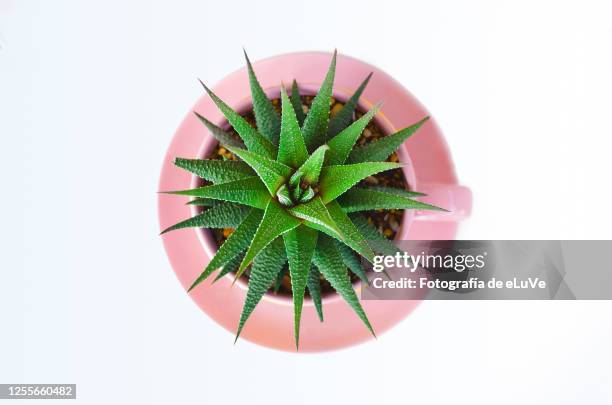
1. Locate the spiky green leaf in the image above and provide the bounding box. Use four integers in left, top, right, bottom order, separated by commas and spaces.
235, 238, 287, 341
349, 213, 401, 256
290, 80, 306, 125
164, 177, 270, 209
347, 116, 429, 163
296, 206, 371, 258
186, 198, 218, 206
326, 103, 381, 165
335, 240, 369, 284
174, 158, 255, 184
213, 252, 245, 282
307, 267, 324, 322
237, 200, 301, 275
318, 162, 402, 203
289, 144, 329, 186
325, 201, 375, 262
244, 50, 281, 144
188, 209, 263, 291
313, 235, 375, 336
284, 226, 318, 348
366, 185, 426, 198
292, 184, 303, 201
160, 202, 250, 234
327, 72, 373, 137
298, 186, 314, 203
194, 111, 245, 149
226, 146, 292, 194
276, 184, 293, 206
200, 82, 276, 159
337, 187, 445, 213
288, 196, 342, 238
302, 51, 336, 150
277, 86, 308, 168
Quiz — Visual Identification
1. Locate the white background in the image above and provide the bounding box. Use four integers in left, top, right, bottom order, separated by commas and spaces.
1, 0, 612, 403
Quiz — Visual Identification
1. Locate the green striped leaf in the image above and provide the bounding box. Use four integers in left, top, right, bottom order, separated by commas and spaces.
298, 186, 314, 203
244, 50, 281, 144
302, 51, 336, 150
174, 158, 255, 184
194, 111, 245, 149
164, 177, 270, 209
289, 145, 328, 186
327, 72, 373, 137
277, 86, 308, 168
337, 187, 445, 213
237, 200, 301, 275
200, 81, 276, 159
188, 209, 263, 291
276, 184, 293, 207
307, 267, 324, 322
226, 146, 292, 194
235, 238, 287, 341
288, 196, 342, 238
283, 226, 318, 348
318, 162, 402, 203
325, 201, 375, 262
290, 80, 306, 126
186, 198, 218, 206
298, 210, 371, 259
366, 185, 425, 198
348, 116, 429, 163
160, 202, 250, 234
313, 235, 375, 336
335, 240, 369, 284
213, 252, 245, 283
349, 213, 401, 256
326, 103, 381, 165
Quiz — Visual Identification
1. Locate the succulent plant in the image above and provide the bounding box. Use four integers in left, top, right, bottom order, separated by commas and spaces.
162, 50, 443, 348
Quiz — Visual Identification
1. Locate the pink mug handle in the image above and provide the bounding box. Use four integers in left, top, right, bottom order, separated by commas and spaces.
413, 184, 472, 222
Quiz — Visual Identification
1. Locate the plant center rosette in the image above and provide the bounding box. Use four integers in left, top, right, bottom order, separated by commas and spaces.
161, 50, 444, 349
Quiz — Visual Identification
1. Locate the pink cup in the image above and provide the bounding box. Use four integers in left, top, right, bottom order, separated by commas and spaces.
158, 52, 472, 352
